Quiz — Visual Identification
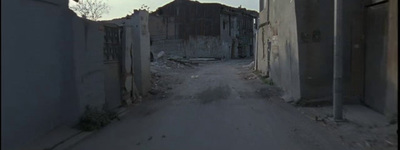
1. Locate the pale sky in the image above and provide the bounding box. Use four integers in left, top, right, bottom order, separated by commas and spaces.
69, 0, 259, 20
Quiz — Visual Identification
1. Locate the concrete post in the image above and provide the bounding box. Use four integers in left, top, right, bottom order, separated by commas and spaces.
132, 10, 151, 96
333, 0, 344, 121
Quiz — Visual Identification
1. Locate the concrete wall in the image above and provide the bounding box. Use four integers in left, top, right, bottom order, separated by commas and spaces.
131, 10, 151, 95
151, 39, 184, 57
267, 0, 301, 102
2, 1, 75, 149
344, 0, 365, 104
121, 25, 140, 104
1, 1, 106, 149
182, 36, 230, 59
295, 0, 334, 101
149, 15, 177, 40
72, 18, 106, 112
220, 14, 233, 58
256, 0, 364, 103
384, 0, 398, 118
256, 9, 269, 76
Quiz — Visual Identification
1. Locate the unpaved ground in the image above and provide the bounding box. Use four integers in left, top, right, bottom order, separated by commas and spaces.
68, 59, 370, 150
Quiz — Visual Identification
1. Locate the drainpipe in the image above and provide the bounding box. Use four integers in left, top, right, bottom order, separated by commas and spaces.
333, 0, 344, 121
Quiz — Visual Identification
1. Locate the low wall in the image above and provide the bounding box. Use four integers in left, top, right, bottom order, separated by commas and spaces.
151, 36, 230, 59
182, 36, 230, 59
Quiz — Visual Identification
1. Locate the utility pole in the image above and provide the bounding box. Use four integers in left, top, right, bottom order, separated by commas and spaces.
333, 0, 344, 121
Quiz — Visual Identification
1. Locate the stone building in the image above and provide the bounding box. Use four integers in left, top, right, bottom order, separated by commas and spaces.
255, 0, 397, 118
149, 0, 258, 59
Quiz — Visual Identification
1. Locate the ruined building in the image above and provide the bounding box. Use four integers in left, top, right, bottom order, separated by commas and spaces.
149, 0, 258, 59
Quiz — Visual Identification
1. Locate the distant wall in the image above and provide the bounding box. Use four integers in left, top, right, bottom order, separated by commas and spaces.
149, 15, 177, 40
182, 36, 230, 59
151, 39, 184, 57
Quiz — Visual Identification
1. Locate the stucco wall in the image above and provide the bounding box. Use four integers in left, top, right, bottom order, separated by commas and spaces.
72, 18, 106, 113
268, 0, 301, 102
2, 1, 74, 149
256, 9, 269, 76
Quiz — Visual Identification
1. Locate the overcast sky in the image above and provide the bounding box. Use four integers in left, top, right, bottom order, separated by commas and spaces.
69, 0, 259, 20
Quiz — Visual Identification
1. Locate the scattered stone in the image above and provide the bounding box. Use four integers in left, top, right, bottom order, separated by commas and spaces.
148, 136, 153, 141
162, 135, 166, 138
365, 141, 371, 147
242, 61, 254, 68
149, 89, 159, 95
189, 58, 217, 61
157, 51, 165, 59
136, 142, 141, 145
385, 139, 394, 146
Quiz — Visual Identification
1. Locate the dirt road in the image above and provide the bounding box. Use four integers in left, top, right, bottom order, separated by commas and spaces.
68, 59, 355, 150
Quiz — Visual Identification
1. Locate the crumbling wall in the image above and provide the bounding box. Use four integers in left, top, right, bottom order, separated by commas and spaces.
256, 9, 269, 76
267, 0, 301, 102
131, 10, 151, 95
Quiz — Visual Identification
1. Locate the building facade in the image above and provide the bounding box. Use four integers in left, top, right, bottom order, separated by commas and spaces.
255, 0, 398, 118
149, 0, 258, 59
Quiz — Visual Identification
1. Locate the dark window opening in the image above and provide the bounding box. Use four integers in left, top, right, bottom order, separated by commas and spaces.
223, 21, 226, 30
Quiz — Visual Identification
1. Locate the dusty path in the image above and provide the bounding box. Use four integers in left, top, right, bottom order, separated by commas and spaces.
69, 59, 355, 150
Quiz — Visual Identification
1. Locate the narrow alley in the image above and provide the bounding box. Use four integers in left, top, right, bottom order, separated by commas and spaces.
68, 59, 352, 150
2, 0, 397, 150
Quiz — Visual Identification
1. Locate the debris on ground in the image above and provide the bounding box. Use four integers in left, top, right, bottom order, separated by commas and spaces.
189, 58, 217, 61
242, 61, 254, 69
244, 74, 257, 80
149, 54, 197, 100
151, 55, 198, 70
167, 58, 198, 68
156, 51, 165, 60
191, 75, 199, 79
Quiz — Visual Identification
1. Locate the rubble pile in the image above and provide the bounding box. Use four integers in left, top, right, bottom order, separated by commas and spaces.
151, 56, 197, 71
